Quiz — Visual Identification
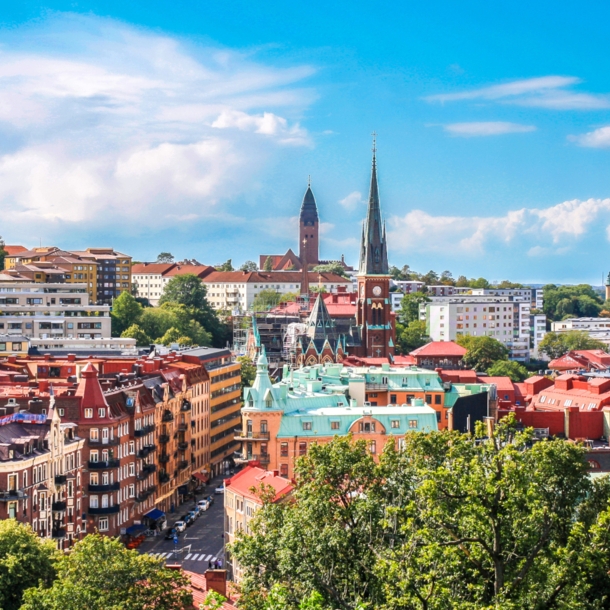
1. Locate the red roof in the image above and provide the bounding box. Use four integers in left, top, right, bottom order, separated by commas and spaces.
225, 464, 293, 504
131, 263, 176, 275
181, 570, 237, 609
410, 341, 467, 358
164, 265, 215, 279
3, 245, 28, 255
203, 271, 350, 284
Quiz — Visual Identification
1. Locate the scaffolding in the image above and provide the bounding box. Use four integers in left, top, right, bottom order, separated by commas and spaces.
232, 314, 252, 356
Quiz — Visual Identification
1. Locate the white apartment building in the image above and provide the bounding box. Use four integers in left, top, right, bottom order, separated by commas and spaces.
551, 318, 610, 333
470, 288, 544, 310
424, 295, 534, 361
0, 281, 112, 340
203, 271, 352, 313
530, 314, 547, 357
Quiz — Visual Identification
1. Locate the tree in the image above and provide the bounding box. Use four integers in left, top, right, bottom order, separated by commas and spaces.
457, 334, 509, 371
252, 289, 282, 311
160, 274, 207, 310
312, 262, 348, 278
0, 520, 57, 610
538, 330, 609, 360
121, 324, 152, 346
396, 320, 428, 354
216, 259, 234, 272
496, 280, 525, 289
398, 291, 430, 324
543, 284, 603, 321
469, 276, 491, 289
240, 260, 259, 272
230, 421, 610, 610
455, 275, 470, 287
138, 303, 212, 346
237, 355, 257, 389
111, 291, 144, 336
439, 270, 454, 285
156, 252, 174, 263
421, 270, 439, 285
21, 534, 192, 610
486, 359, 530, 381
263, 257, 274, 272
0, 235, 7, 271
280, 291, 299, 303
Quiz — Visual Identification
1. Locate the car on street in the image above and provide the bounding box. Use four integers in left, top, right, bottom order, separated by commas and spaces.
214, 485, 224, 494
197, 499, 210, 512
207, 494, 214, 505
181, 513, 195, 526
164, 527, 181, 540
173, 521, 187, 533
187, 510, 198, 522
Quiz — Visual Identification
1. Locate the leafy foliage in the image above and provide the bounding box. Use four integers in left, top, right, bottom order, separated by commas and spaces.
231, 421, 610, 610
486, 359, 530, 381
542, 284, 603, 321
252, 289, 282, 311
216, 259, 234, 271
120, 323, 152, 346
457, 335, 509, 371
0, 520, 57, 610
156, 252, 174, 263
395, 320, 428, 354
237, 355, 257, 389
312, 262, 348, 278
20, 534, 192, 610
0, 235, 6, 270
263, 256, 274, 272
398, 292, 430, 324
111, 291, 144, 336
538, 330, 608, 360
240, 260, 259, 272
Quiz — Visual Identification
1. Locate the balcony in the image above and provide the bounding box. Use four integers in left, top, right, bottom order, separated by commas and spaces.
52, 528, 66, 539
0, 490, 27, 501
178, 460, 189, 471
365, 383, 388, 390
54, 475, 67, 485
143, 463, 157, 474
137, 444, 156, 459
178, 441, 188, 451
89, 437, 120, 446
259, 454, 270, 464
235, 431, 270, 441
159, 454, 170, 464
159, 434, 170, 444
52, 501, 67, 512
134, 424, 155, 438
181, 400, 192, 412
178, 423, 188, 432
159, 472, 170, 484
88, 459, 120, 469
136, 470, 150, 481
88, 505, 120, 515
162, 410, 174, 422
88, 482, 120, 492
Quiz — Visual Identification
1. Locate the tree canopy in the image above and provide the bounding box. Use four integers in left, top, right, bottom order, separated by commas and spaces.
263, 257, 274, 272
0, 520, 56, 610
240, 260, 259, 272
312, 262, 348, 278
398, 291, 430, 324
231, 420, 610, 610
457, 334, 509, 371
21, 534, 192, 610
120, 323, 152, 346
538, 330, 608, 360
252, 289, 282, 311
395, 320, 428, 354
0, 235, 7, 270
111, 291, 144, 337
486, 359, 530, 381
216, 259, 234, 271
156, 252, 174, 263
543, 284, 603, 321
237, 355, 257, 389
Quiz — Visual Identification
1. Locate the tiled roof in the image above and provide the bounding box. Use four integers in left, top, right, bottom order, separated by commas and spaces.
225, 464, 293, 504
3, 245, 28, 255
203, 271, 350, 284
163, 265, 215, 278
131, 263, 176, 275
410, 341, 467, 358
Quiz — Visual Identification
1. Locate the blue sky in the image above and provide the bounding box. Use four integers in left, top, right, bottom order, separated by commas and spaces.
1, 1, 610, 283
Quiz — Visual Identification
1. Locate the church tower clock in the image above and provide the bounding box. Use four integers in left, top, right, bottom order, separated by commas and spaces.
354, 137, 395, 360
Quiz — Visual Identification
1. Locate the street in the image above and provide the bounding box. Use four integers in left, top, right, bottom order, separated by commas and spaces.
137, 485, 226, 573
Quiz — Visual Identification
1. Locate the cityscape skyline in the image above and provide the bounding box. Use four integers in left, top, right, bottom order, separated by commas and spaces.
1, 3, 610, 283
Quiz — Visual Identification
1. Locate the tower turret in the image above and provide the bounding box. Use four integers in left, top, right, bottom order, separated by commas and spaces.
299, 178, 319, 266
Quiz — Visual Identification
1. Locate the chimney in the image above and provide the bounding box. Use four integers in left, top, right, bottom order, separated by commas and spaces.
67, 354, 76, 362
204, 570, 227, 598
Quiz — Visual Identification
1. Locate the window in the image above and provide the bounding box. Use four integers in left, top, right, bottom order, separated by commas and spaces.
98, 518, 109, 531
425, 394, 432, 403
90, 495, 99, 508
8, 502, 17, 518
280, 443, 288, 457
129, 441, 135, 455
434, 395, 441, 405
90, 473, 99, 485
539, 395, 546, 403
390, 394, 397, 404
98, 408, 106, 418
359, 422, 375, 433
391, 420, 400, 429
408, 420, 418, 429
84, 408, 93, 419
299, 442, 307, 456
90, 429, 99, 441
129, 463, 135, 476
302, 421, 312, 431
369, 440, 376, 454
564, 399, 573, 407
330, 421, 340, 430
260, 420, 268, 433
129, 485, 135, 498
90, 450, 98, 462
280, 464, 288, 477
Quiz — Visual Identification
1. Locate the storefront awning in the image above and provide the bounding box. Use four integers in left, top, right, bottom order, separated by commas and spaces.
193, 472, 209, 483
125, 523, 147, 536
143, 508, 165, 521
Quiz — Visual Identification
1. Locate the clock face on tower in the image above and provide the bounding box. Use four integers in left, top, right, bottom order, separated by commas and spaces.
372, 285, 382, 296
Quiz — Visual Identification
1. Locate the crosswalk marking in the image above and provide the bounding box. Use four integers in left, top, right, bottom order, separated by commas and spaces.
204, 554, 213, 562
191, 554, 201, 561
185, 553, 193, 560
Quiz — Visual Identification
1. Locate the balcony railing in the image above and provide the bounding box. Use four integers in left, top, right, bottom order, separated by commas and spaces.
178, 441, 188, 451
159, 454, 170, 463
0, 490, 28, 501
158, 434, 170, 444
181, 400, 192, 412
88, 459, 120, 469
89, 437, 120, 446
235, 431, 270, 441
88, 482, 120, 492
52, 528, 66, 539
88, 505, 120, 515
143, 463, 157, 474
159, 472, 170, 484
52, 501, 67, 512
134, 424, 155, 438
178, 460, 189, 471
178, 423, 188, 432
162, 410, 174, 422
54, 475, 67, 485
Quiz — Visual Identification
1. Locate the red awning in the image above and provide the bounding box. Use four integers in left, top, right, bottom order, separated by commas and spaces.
193, 472, 209, 483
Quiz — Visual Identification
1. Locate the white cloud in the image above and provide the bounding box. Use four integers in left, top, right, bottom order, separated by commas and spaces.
338, 191, 364, 210
569, 126, 610, 148
387, 198, 610, 256
0, 13, 317, 238
441, 122, 536, 137
426, 76, 610, 110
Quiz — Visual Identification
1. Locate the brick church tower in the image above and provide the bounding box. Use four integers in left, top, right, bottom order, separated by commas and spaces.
299, 180, 319, 266
354, 139, 395, 359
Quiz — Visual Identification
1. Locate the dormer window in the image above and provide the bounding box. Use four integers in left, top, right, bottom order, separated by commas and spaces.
84, 408, 93, 419
98, 408, 106, 418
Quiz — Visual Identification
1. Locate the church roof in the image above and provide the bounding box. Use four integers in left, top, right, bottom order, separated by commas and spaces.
300, 184, 318, 223
359, 144, 389, 275
306, 293, 337, 341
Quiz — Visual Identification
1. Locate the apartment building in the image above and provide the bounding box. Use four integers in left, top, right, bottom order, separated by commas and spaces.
70, 248, 132, 304
131, 263, 215, 306
424, 295, 534, 361
203, 271, 351, 313
0, 407, 85, 549
0, 279, 112, 339
224, 464, 293, 582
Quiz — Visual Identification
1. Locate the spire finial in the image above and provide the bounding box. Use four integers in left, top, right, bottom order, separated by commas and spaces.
308, 174, 311, 187
371, 131, 377, 163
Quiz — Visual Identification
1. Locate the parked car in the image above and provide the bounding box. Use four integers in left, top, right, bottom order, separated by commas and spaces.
187, 510, 198, 522
207, 495, 214, 505
197, 499, 210, 512
214, 485, 225, 494
174, 521, 187, 533
181, 513, 195, 527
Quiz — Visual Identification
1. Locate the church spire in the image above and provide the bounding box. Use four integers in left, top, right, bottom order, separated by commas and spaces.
359, 135, 389, 275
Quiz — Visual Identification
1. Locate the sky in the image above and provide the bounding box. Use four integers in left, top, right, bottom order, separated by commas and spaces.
1, 1, 610, 283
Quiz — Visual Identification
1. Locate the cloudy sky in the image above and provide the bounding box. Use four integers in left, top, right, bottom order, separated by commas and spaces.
1, 1, 610, 283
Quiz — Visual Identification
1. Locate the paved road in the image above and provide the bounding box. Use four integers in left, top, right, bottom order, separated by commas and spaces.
138, 487, 226, 574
